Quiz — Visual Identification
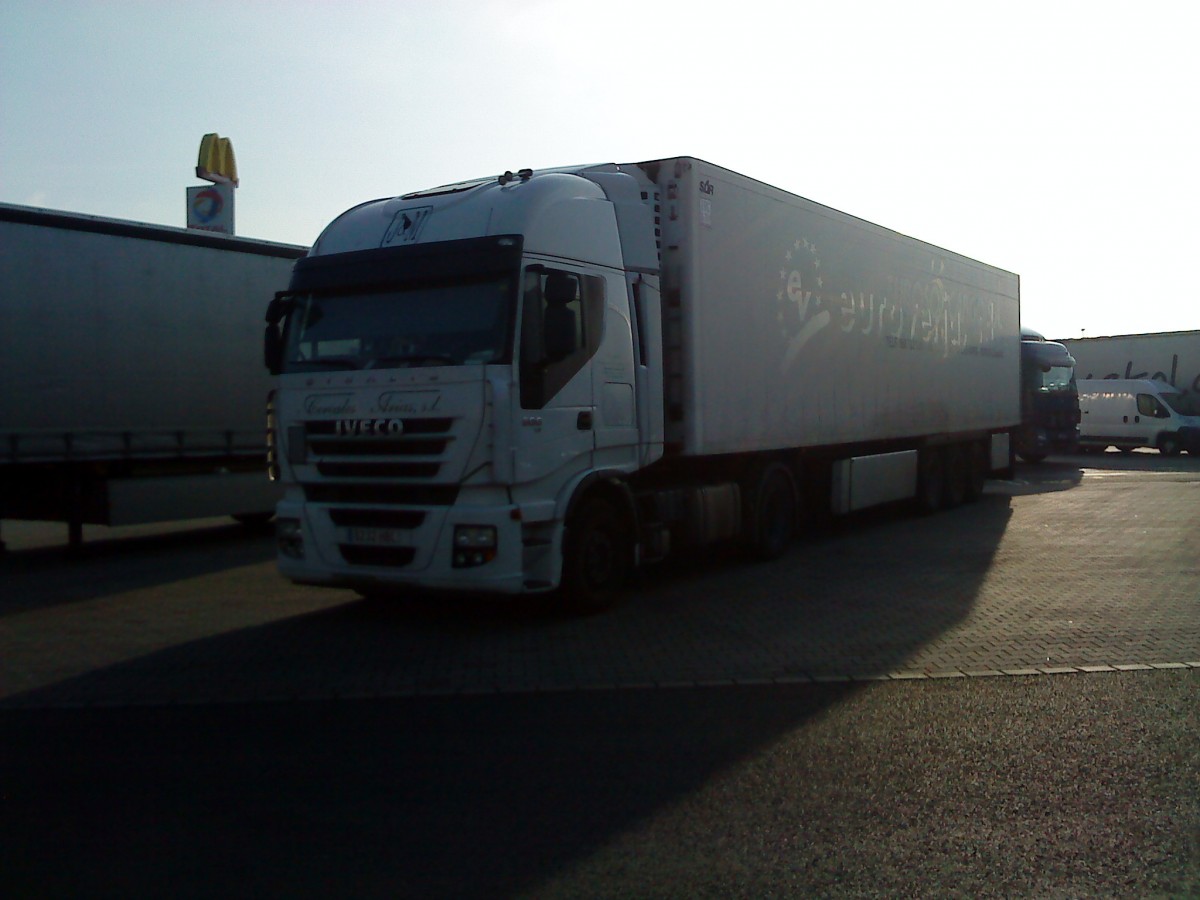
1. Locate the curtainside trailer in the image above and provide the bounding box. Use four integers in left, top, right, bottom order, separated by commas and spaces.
0, 203, 306, 548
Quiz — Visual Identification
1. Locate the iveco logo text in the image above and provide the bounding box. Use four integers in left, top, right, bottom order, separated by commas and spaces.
304, 394, 356, 415
336, 418, 404, 437
699, 180, 715, 196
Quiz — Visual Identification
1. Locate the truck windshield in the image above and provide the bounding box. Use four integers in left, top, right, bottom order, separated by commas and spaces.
282, 275, 516, 372
1024, 364, 1076, 393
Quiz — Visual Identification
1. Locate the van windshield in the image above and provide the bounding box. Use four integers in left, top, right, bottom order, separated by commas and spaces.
1160, 391, 1200, 416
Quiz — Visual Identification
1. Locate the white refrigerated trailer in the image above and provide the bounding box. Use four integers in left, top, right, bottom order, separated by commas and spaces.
265, 157, 1020, 608
0, 203, 306, 548
1060, 331, 1200, 415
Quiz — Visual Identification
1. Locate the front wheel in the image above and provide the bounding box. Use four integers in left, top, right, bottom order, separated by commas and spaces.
1159, 434, 1182, 457
561, 498, 630, 613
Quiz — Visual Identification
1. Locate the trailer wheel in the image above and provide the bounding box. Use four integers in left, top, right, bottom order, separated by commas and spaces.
917, 447, 945, 513
943, 445, 968, 509
561, 498, 629, 613
964, 442, 988, 502
1158, 434, 1182, 457
747, 463, 797, 561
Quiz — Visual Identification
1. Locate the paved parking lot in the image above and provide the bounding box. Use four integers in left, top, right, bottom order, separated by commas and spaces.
2, 453, 1198, 708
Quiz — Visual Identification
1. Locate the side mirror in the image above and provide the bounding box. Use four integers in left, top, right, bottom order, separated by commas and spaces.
264, 292, 293, 374
265, 291, 291, 326
264, 324, 283, 375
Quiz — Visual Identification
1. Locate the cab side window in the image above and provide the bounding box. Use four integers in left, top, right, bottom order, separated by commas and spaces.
519, 266, 604, 409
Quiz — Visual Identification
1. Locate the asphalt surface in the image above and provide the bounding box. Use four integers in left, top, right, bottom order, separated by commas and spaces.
3, 675, 1197, 898
2, 452, 1199, 897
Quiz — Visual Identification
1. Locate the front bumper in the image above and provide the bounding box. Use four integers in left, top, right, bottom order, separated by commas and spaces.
274, 498, 541, 595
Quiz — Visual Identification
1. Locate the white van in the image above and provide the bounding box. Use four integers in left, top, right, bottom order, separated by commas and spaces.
1077, 379, 1200, 456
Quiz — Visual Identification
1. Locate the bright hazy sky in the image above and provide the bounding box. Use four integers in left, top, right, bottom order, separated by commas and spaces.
2, 0, 1196, 341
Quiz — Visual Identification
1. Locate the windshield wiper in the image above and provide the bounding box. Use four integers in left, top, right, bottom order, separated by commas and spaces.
290, 355, 364, 370
367, 354, 459, 368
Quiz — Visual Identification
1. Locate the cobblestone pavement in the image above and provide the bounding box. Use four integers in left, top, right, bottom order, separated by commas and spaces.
2, 454, 1198, 708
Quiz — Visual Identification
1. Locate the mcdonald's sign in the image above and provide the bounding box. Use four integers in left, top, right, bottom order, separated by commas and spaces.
196, 133, 239, 186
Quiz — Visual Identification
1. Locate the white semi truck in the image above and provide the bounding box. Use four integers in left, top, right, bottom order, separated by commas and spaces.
0, 203, 306, 548
265, 158, 1020, 608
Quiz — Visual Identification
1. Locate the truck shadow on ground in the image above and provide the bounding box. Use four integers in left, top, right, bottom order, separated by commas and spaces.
7, 493, 1015, 696
3, 494, 1017, 896
4, 684, 861, 899
0, 521, 277, 616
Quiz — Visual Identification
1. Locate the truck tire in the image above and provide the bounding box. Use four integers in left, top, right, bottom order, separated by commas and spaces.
747, 463, 797, 561
964, 441, 988, 502
943, 445, 968, 508
917, 447, 945, 513
1158, 434, 1182, 457
561, 498, 630, 613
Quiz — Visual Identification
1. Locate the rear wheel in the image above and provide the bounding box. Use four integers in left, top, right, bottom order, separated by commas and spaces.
964, 441, 988, 502
943, 445, 968, 508
561, 498, 629, 613
917, 447, 945, 513
746, 463, 798, 560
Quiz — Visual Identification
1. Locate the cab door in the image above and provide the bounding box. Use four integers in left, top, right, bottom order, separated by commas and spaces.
590, 271, 640, 471
512, 264, 599, 485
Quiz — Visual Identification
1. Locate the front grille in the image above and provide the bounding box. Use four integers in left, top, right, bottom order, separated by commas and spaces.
306, 417, 453, 436
302, 415, 454, 485
317, 461, 441, 479
328, 508, 426, 529
303, 483, 460, 505
308, 437, 449, 457
301, 414, 459, 572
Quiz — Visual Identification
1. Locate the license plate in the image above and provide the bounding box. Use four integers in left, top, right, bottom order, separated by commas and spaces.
345, 527, 408, 545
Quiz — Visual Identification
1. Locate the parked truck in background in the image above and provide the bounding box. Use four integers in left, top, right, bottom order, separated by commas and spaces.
1060, 331, 1200, 416
265, 157, 1021, 608
0, 203, 306, 548
1015, 326, 1079, 462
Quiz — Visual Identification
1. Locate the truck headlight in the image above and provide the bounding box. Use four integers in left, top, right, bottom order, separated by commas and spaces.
277, 517, 305, 559
453, 525, 497, 568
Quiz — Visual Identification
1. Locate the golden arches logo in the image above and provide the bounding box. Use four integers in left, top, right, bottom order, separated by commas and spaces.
196, 133, 238, 186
